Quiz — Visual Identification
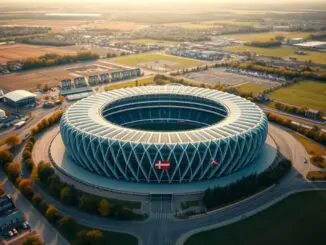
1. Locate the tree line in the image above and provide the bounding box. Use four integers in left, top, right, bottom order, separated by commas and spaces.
9, 52, 99, 71
266, 112, 326, 145
222, 61, 326, 82
203, 159, 291, 210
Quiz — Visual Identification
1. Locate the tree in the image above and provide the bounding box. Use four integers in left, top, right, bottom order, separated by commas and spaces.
98, 199, 111, 216
23, 235, 43, 245
5, 135, 21, 148
45, 205, 58, 221
60, 186, 75, 205
0, 183, 4, 196
79, 195, 98, 213
6, 161, 21, 180
18, 178, 33, 196
57, 216, 76, 233
37, 161, 54, 182
43, 83, 49, 92
76, 229, 104, 245
32, 193, 42, 207
0, 149, 13, 166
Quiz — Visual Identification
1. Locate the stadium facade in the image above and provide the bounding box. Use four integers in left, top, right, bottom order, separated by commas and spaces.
60, 86, 268, 184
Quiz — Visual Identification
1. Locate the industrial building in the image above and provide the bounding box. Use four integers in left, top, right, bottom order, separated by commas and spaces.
3, 90, 37, 107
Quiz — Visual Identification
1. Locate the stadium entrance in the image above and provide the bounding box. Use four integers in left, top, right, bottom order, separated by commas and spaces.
150, 194, 173, 201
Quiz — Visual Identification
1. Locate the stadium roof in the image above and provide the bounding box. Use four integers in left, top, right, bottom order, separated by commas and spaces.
4, 90, 36, 103
63, 86, 266, 144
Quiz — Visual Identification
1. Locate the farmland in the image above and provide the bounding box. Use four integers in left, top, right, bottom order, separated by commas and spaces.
110, 53, 204, 71
186, 191, 326, 245
224, 32, 311, 42
129, 39, 177, 45
236, 83, 269, 94
268, 80, 326, 111
225, 46, 326, 64
0, 61, 128, 91
0, 44, 78, 64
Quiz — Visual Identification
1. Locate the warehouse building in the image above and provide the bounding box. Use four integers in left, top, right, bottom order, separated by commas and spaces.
4, 90, 37, 107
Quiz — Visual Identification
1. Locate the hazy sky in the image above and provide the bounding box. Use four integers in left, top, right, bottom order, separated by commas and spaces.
2, 0, 326, 3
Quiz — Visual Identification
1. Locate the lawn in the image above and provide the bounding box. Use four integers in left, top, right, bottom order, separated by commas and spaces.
186, 191, 326, 245
130, 39, 177, 45
236, 83, 269, 94
224, 32, 311, 42
104, 76, 154, 91
110, 53, 203, 68
224, 46, 326, 64
289, 132, 326, 156
268, 80, 326, 111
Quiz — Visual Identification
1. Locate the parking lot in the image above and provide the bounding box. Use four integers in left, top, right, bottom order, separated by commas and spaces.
183, 68, 281, 88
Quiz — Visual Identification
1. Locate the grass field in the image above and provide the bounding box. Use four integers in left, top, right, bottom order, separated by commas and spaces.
166, 20, 257, 29
268, 80, 326, 111
186, 191, 326, 245
224, 46, 326, 64
110, 53, 203, 69
129, 39, 177, 45
289, 132, 326, 156
236, 83, 269, 94
104, 76, 154, 91
224, 32, 311, 42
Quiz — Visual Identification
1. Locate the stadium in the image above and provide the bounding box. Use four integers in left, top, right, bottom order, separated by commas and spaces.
59, 85, 268, 184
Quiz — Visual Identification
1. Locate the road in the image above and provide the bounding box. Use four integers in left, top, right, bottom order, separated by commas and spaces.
0, 172, 69, 245
26, 122, 326, 245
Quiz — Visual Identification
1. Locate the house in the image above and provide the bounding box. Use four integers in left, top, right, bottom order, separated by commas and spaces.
60, 79, 73, 90
73, 77, 87, 88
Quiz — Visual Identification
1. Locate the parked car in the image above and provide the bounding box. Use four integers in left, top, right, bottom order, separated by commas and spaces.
22, 222, 29, 229
8, 231, 14, 237
12, 228, 18, 235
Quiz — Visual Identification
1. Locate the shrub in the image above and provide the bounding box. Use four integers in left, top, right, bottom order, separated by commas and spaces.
57, 216, 76, 233
32, 193, 42, 207
45, 205, 58, 222
6, 161, 21, 180
18, 178, 33, 197
0, 149, 13, 166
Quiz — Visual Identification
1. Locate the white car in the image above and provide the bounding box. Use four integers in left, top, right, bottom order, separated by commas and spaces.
8, 231, 13, 237
12, 228, 18, 235
22, 222, 29, 229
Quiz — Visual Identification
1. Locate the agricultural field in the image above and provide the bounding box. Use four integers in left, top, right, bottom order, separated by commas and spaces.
268, 80, 326, 111
165, 20, 258, 29
85, 21, 148, 31
110, 53, 204, 71
129, 39, 177, 45
186, 191, 326, 245
0, 61, 127, 91
224, 32, 311, 42
225, 46, 326, 64
0, 44, 78, 64
236, 83, 269, 94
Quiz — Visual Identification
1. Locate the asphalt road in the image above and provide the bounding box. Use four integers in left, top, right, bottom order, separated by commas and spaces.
0, 172, 69, 245
25, 123, 326, 245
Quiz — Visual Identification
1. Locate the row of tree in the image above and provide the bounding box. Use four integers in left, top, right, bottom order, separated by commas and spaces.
245, 40, 282, 48
203, 159, 291, 210
266, 112, 326, 145
274, 102, 322, 119
35, 161, 143, 221
12, 52, 99, 71
31, 110, 64, 135
222, 61, 326, 81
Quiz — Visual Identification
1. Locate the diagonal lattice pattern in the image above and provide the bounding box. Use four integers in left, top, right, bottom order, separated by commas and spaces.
60, 86, 268, 183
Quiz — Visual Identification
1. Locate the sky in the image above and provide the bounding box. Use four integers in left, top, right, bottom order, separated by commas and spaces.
2, 0, 326, 3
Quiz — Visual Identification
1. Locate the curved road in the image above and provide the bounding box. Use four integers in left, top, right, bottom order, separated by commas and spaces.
28, 122, 326, 245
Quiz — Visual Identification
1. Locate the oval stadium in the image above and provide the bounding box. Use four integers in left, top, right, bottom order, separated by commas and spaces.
60, 85, 268, 184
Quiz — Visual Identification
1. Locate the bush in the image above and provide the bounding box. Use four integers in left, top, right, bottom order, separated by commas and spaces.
32, 193, 42, 207
45, 205, 58, 222
57, 216, 76, 233
23, 235, 43, 245
18, 178, 33, 197
37, 161, 55, 183
98, 199, 111, 217
0, 149, 13, 166
6, 161, 21, 180
76, 229, 104, 245
60, 186, 76, 205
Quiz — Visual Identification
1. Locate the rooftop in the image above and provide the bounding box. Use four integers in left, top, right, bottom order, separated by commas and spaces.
4, 90, 36, 103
